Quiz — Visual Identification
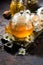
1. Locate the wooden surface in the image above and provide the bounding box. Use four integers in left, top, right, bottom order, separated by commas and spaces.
0, 0, 43, 65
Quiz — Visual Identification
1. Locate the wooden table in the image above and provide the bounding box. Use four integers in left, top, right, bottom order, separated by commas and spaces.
0, 0, 43, 65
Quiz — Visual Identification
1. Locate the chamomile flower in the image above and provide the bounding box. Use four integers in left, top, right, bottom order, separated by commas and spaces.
18, 48, 26, 55
37, 7, 43, 20
24, 10, 31, 14
25, 34, 34, 43
3, 33, 15, 42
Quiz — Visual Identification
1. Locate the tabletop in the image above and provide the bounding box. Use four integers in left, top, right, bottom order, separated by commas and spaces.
0, 0, 43, 65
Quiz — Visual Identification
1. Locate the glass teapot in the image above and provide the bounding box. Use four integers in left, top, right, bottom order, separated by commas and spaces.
10, 0, 25, 16
5, 10, 34, 38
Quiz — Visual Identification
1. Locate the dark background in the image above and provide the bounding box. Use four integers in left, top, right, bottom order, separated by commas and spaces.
0, 0, 43, 65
